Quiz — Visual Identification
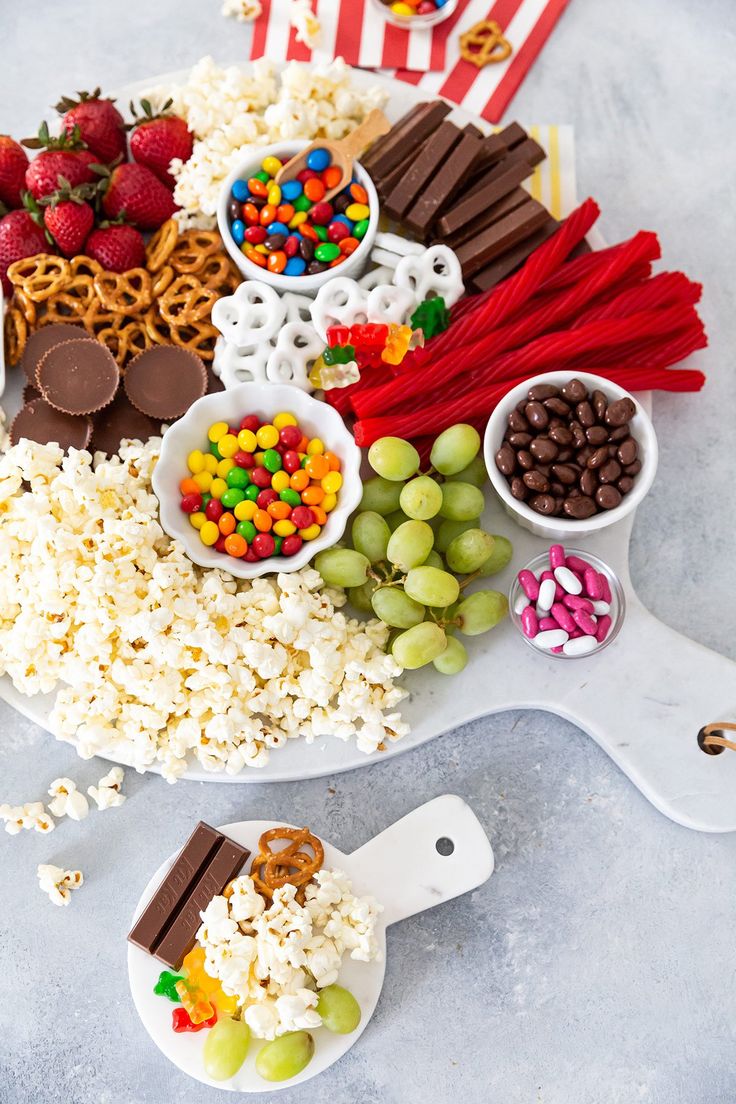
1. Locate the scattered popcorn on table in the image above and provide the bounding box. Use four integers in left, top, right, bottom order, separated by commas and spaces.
0, 439, 408, 780
290, 0, 322, 48
37, 864, 84, 907
1, 802, 55, 835
87, 766, 126, 810
222, 0, 262, 20
47, 778, 89, 821
142, 56, 386, 228
197, 871, 381, 1039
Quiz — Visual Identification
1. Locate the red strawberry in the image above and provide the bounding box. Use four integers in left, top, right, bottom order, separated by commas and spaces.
56, 88, 127, 164
41, 181, 95, 257
86, 222, 145, 272
23, 122, 100, 201
0, 208, 49, 295
99, 161, 176, 230
0, 136, 30, 208
129, 99, 192, 188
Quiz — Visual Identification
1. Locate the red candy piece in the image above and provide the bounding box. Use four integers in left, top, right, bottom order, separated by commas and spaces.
310, 201, 334, 226
252, 533, 275, 558
234, 450, 255, 468
283, 235, 299, 258
214, 536, 228, 553
240, 415, 260, 431
417, 0, 437, 11
281, 535, 303, 557
350, 323, 389, 348
172, 1006, 217, 1033
297, 168, 319, 183
291, 505, 314, 529
327, 325, 351, 348
250, 466, 272, 488
327, 221, 350, 243
279, 425, 302, 449
245, 548, 260, 562
257, 488, 278, 508
205, 499, 224, 522
180, 493, 202, 514
244, 225, 267, 244
282, 450, 301, 474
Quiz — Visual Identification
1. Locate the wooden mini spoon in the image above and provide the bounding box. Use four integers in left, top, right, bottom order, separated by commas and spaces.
275, 109, 392, 200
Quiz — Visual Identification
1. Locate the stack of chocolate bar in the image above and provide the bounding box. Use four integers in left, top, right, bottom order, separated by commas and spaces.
362, 103, 560, 293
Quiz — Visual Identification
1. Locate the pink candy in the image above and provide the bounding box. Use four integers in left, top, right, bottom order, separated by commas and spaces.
515, 545, 619, 657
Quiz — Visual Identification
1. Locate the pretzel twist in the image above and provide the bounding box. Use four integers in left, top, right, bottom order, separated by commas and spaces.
7, 254, 70, 302
145, 218, 180, 273
250, 827, 324, 904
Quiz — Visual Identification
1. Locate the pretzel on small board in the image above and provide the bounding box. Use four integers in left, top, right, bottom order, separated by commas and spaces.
250, 827, 325, 904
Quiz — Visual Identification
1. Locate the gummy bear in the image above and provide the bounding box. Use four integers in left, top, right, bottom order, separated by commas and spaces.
326, 325, 351, 348
309, 355, 360, 391
154, 970, 185, 1002
175, 978, 215, 1025
410, 296, 450, 340
172, 1005, 217, 1033
181, 946, 239, 1017
323, 343, 356, 366
381, 323, 414, 366
349, 323, 389, 349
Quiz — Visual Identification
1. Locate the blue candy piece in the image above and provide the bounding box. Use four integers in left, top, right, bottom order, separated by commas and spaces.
284, 257, 307, 277
232, 179, 250, 202
332, 214, 354, 231
266, 221, 290, 237
435, 0, 450, 6
306, 147, 331, 173
281, 180, 304, 201
230, 219, 246, 245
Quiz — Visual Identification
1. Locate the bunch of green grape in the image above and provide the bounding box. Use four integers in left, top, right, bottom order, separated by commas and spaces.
315, 424, 511, 675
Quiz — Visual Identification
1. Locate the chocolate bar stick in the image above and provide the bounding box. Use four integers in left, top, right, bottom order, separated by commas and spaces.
469, 218, 559, 291
404, 133, 484, 236
496, 121, 528, 149
385, 121, 464, 220
455, 199, 549, 278
363, 101, 451, 180
463, 137, 546, 203
443, 187, 531, 250
436, 161, 535, 238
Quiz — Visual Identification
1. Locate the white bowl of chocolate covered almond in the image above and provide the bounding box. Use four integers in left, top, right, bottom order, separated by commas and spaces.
483, 372, 658, 540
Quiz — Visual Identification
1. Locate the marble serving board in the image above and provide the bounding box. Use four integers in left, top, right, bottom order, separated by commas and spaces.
1, 66, 734, 833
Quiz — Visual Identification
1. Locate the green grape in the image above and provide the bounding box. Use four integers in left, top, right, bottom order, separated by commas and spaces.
386, 509, 411, 532
424, 549, 444, 570
256, 1032, 315, 1083
399, 475, 443, 521
434, 518, 474, 554
445, 529, 496, 574
351, 511, 390, 563
386, 520, 434, 571
391, 621, 448, 669
455, 590, 509, 635
368, 436, 420, 481
316, 984, 361, 1034
371, 586, 425, 628
477, 534, 513, 576
348, 579, 378, 613
445, 455, 488, 488
430, 423, 481, 475
360, 476, 403, 516
404, 566, 460, 608
439, 481, 485, 521
314, 548, 370, 588
203, 1017, 251, 1081
432, 635, 468, 675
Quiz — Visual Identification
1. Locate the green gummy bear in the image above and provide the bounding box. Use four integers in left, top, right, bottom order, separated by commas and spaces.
411, 296, 450, 340
323, 343, 356, 366
154, 970, 185, 1002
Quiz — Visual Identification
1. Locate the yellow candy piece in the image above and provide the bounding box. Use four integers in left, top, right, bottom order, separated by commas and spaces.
254, 451, 267, 467
203, 454, 219, 475
256, 424, 279, 449
189, 511, 206, 530
289, 211, 308, 229
306, 438, 324, 455
187, 449, 205, 475
273, 412, 297, 430
321, 471, 343, 494
262, 155, 283, 177
217, 434, 239, 459
299, 524, 322, 541
200, 520, 220, 546
267, 184, 281, 206
271, 470, 290, 493
391, 1, 415, 11
208, 421, 229, 443
210, 478, 227, 500
234, 499, 258, 521
254, 244, 269, 255
345, 202, 370, 221
193, 471, 213, 493
322, 492, 337, 513
237, 429, 257, 452
273, 519, 297, 537
217, 458, 235, 478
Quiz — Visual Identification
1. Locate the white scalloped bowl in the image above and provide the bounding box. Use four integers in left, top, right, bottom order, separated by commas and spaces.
152, 383, 362, 579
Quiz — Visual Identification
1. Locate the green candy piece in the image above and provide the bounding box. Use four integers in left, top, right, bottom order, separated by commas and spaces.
294, 194, 312, 213
200, 493, 212, 508
221, 488, 245, 508
280, 488, 301, 508
154, 970, 184, 1003
313, 225, 329, 243
315, 242, 340, 262
273, 535, 283, 555
244, 484, 260, 501
263, 448, 282, 473
353, 218, 369, 240
227, 467, 250, 489
410, 296, 450, 340
254, 170, 270, 184
323, 343, 356, 366
237, 520, 257, 542
209, 440, 222, 460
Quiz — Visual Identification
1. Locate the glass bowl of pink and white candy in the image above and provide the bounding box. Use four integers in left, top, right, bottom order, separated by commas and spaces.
509, 546, 625, 659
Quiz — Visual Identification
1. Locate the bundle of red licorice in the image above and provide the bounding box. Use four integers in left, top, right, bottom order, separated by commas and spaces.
332, 198, 707, 449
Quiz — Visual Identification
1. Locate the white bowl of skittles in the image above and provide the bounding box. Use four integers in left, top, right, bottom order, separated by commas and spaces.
152, 382, 363, 579
217, 141, 379, 297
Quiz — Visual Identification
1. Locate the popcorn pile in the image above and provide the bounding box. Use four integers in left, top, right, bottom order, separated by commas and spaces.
0, 439, 408, 781
37, 864, 84, 907
197, 870, 382, 1040
144, 56, 387, 229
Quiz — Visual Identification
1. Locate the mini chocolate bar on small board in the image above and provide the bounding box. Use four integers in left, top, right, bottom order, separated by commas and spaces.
128, 821, 250, 969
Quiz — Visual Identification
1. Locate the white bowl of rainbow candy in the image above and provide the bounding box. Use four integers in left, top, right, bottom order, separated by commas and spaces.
509, 546, 625, 659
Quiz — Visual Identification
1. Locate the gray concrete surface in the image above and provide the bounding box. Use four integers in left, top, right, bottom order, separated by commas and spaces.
1, 1, 735, 1101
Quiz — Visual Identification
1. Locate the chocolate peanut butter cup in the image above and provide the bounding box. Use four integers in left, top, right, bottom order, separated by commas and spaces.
123, 345, 207, 420
37, 338, 119, 416
90, 390, 160, 457
19, 322, 93, 386
10, 398, 92, 451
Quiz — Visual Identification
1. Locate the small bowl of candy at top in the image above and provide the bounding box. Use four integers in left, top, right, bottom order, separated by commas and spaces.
369, 0, 458, 28
484, 371, 658, 541
152, 382, 363, 579
217, 141, 379, 296
509, 546, 625, 659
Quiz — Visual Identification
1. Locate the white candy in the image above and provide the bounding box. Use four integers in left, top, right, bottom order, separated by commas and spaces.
394, 244, 464, 308
366, 284, 416, 328
536, 578, 556, 613
513, 591, 528, 615
311, 277, 369, 341
281, 291, 313, 325
562, 635, 599, 657
211, 281, 284, 348
533, 629, 569, 649
214, 338, 270, 388
265, 321, 324, 391
373, 232, 425, 258
592, 600, 610, 615
358, 265, 396, 291
553, 566, 583, 595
